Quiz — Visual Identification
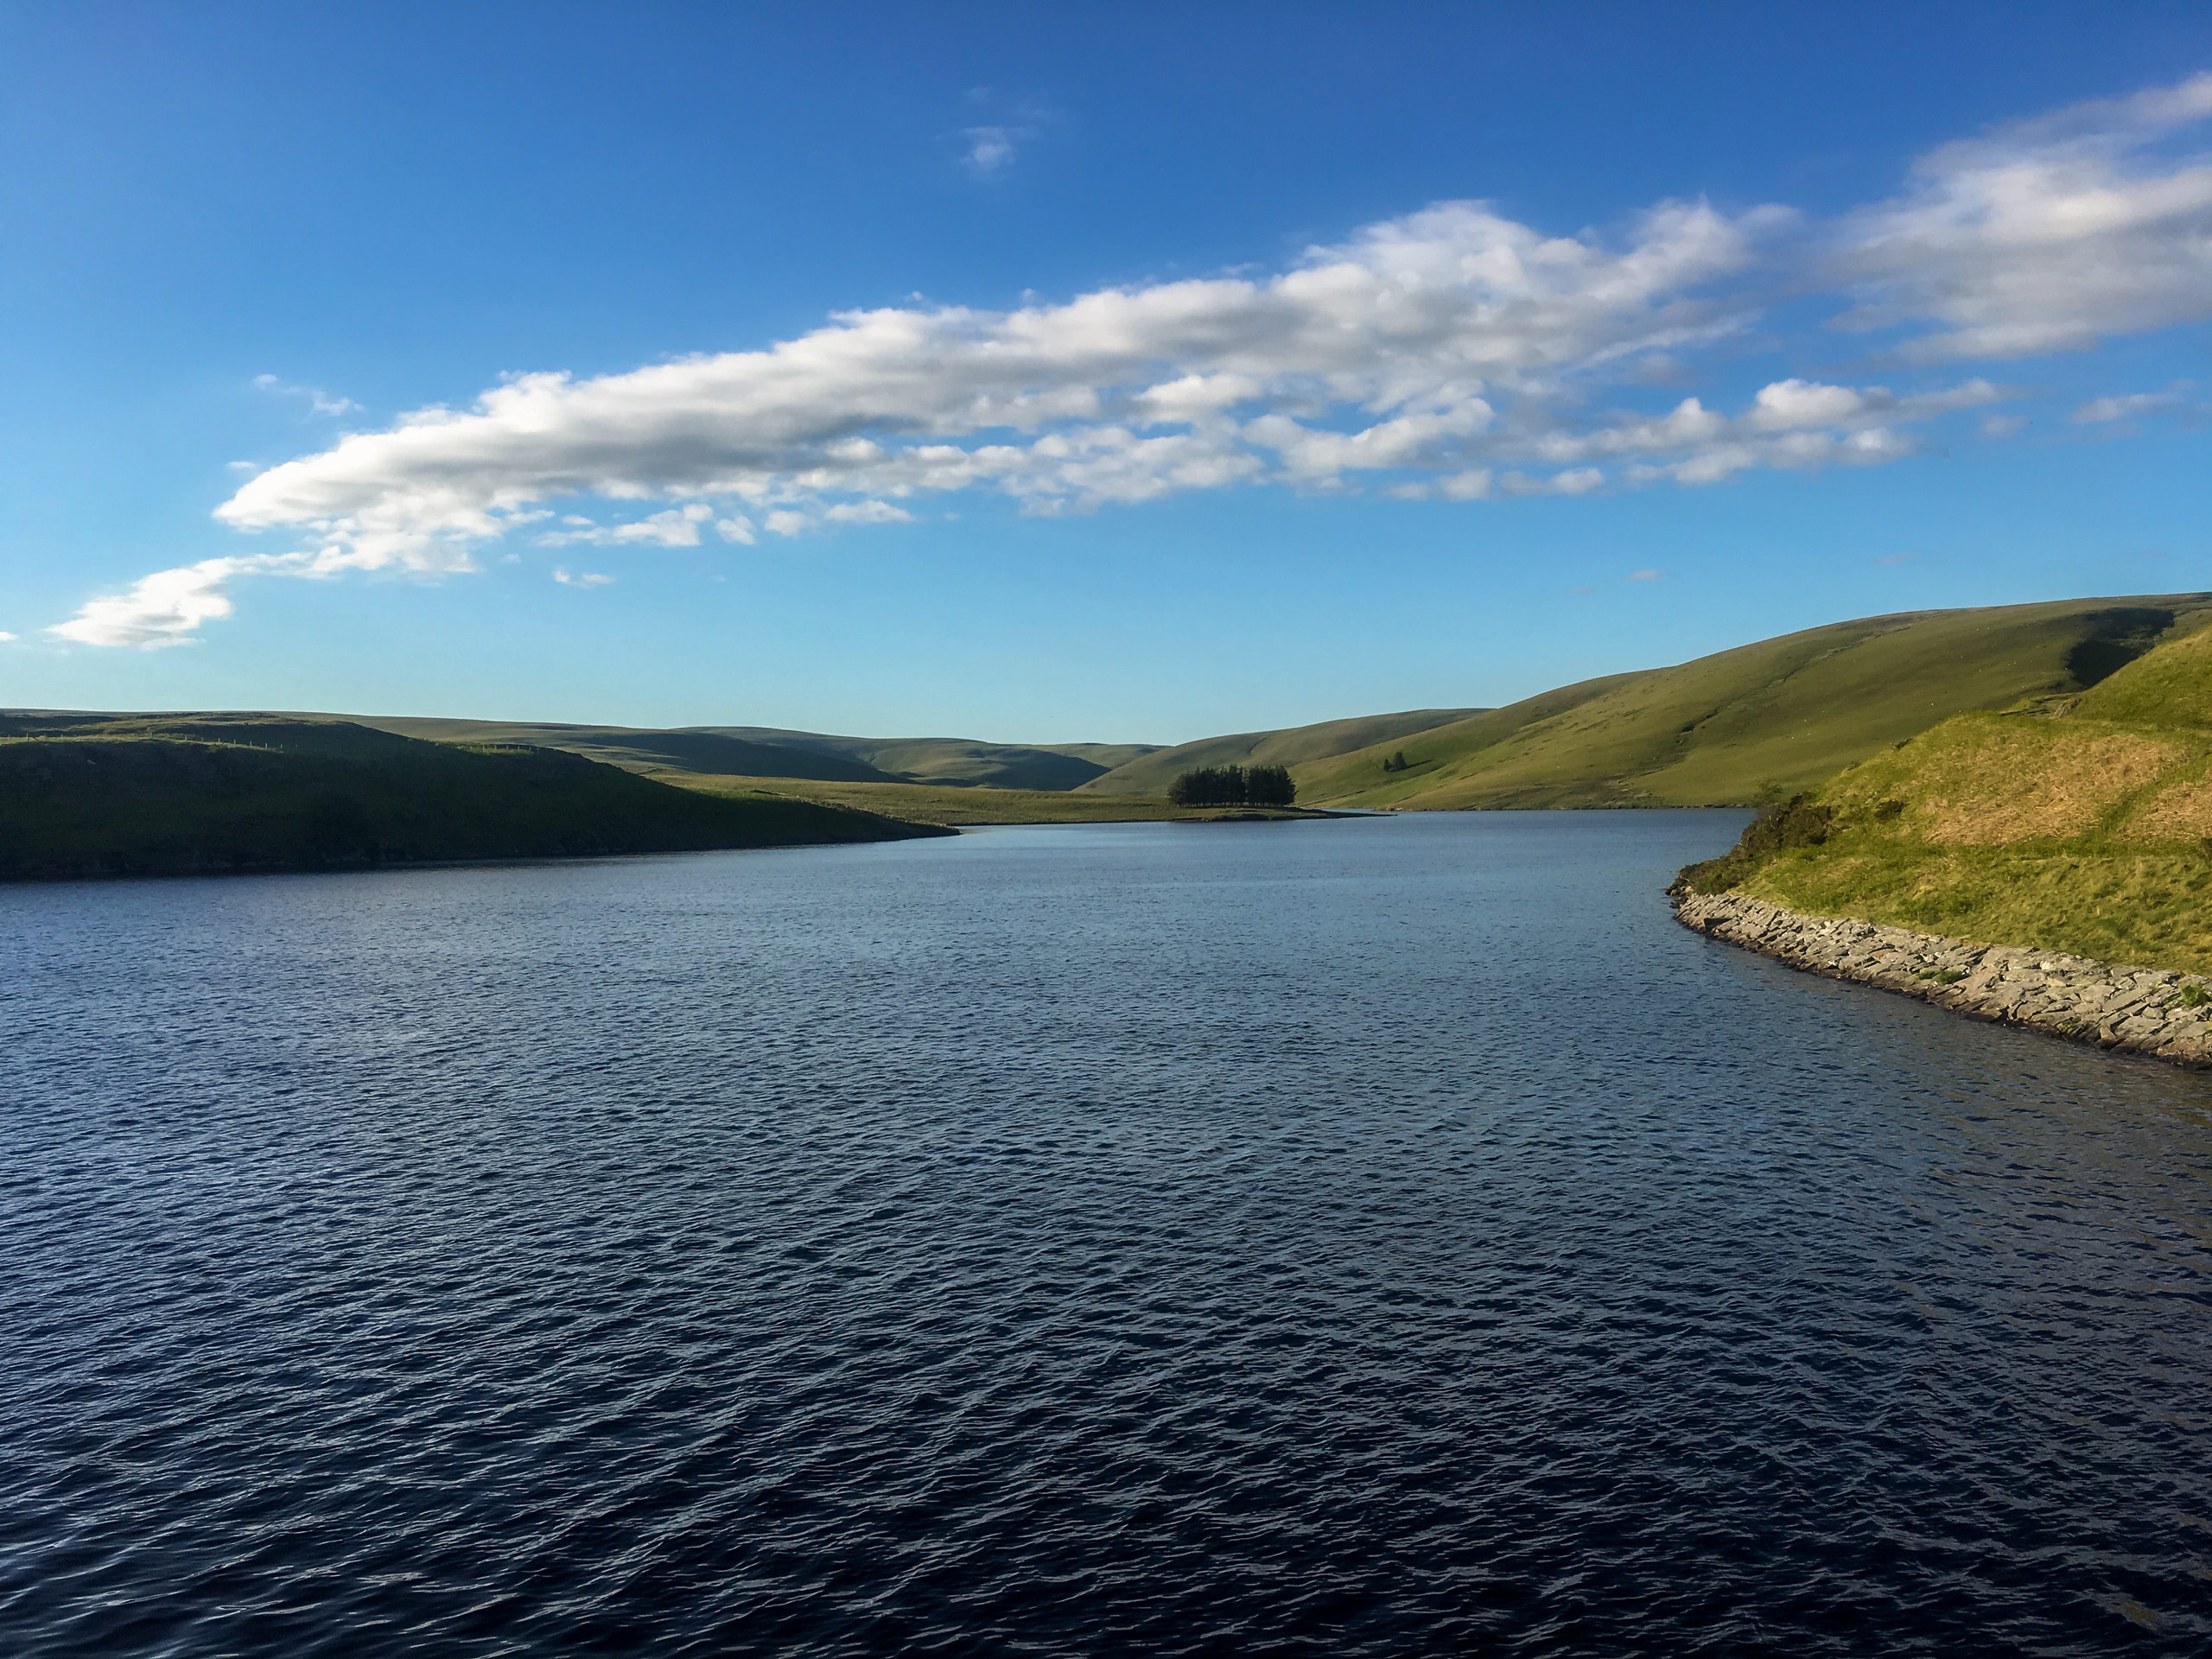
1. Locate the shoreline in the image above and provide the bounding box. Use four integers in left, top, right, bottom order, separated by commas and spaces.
1670, 888, 2212, 1069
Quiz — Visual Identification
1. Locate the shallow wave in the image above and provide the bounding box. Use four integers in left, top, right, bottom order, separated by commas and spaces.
2, 813, 2208, 1656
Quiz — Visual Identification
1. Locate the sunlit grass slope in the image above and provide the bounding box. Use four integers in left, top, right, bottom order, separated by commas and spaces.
1687, 617, 2212, 973
1295, 594, 2212, 810
0, 713, 943, 880
1079, 708, 1482, 796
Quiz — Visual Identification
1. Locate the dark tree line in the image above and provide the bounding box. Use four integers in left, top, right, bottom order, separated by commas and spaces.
1168, 764, 1296, 807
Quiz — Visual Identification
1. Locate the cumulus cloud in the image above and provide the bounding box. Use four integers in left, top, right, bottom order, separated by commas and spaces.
0, 632, 16, 643
52, 73, 2212, 645
1478, 376, 2005, 490
76, 191, 1763, 647
1833, 72, 2212, 359
552, 568, 614, 588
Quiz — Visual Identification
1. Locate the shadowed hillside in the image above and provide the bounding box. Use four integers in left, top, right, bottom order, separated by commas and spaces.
359, 716, 1154, 791
662, 772, 1319, 825
1079, 708, 1482, 796
0, 713, 944, 880
1294, 595, 2212, 810
1675, 614, 2212, 973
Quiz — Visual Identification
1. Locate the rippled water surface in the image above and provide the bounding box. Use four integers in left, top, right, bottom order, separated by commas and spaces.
4, 812, 2211, 1656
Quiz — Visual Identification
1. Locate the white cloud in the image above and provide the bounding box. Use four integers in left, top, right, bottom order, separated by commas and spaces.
253, 372, 359, 418
1496, 467, 1607, 497
51, 73, 2212, 645
0, 631, 16, 643
1834, 72, 2212, 359
539, 504, 714, 546
552, 568, 614, 588
821, 500, 917, 524
200, 199, 1764, 540
1981, 413, 2029, 438
50, 555, 273, 648
963, 125, 1027, 179
1514, 376, 2003, 490
2071, 384, 2194, 422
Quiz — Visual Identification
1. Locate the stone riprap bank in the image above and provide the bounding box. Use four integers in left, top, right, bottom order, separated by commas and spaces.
1672, 890, 2212, 1068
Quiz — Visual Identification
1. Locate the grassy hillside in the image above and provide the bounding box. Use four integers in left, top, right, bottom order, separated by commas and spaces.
359, 715, 1150, 791
653, 771, 1317, 826
1295, 595, 2212, 810
1081, 708, 1482, 795
0, 713, 944, 880
1676, 618, 2212, 973
357, 717, 908, 783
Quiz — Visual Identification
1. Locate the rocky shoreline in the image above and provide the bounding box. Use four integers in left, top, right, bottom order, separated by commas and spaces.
1670, 889, 2212, 1068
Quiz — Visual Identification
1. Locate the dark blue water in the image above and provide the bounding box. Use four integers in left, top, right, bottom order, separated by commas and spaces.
3, 812, 2209, 1656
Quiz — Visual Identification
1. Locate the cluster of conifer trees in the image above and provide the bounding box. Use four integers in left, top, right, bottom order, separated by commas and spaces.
1167, 763, 1296, 807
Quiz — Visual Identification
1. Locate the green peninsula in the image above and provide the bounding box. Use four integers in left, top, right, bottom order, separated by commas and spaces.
1677, 613, 2212, 975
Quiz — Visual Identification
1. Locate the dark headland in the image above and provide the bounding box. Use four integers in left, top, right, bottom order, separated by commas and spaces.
0, 713, 947, 881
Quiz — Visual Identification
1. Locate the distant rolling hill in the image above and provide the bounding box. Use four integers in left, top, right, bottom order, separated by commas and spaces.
0, 712, 943, 880
356, 718, 907, 784
358, 716, 1156, 791
1078, 709, 1484, 796
1294, 594, 2212, 810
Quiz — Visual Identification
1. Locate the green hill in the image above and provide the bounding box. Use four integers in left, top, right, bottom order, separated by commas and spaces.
1079, 708, 1482, 796
357, 716, 1154, 791
0, 713, 944, 880
663, 772, 1314, 826
1676, 616, 2212, 973
352, 717, 908, 783
1294, 594, 2212, 810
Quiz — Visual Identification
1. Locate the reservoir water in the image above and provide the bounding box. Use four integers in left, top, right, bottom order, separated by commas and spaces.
3, 811, 2209, 1656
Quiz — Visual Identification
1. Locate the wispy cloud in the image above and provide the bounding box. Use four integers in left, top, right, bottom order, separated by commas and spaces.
52, 555, 276, 648
1831, 73, 2212, 359
539, 505, 715, 546
54, 73, 2212, 645
552, 568, 614, 588
2071, 382, 2197, 423
957, 88, 1048, 180
962, 125, 1027, 179
252, 372, 359, 418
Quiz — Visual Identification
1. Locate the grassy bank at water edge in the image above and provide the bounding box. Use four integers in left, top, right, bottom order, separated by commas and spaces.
1673, 618, 2212, 975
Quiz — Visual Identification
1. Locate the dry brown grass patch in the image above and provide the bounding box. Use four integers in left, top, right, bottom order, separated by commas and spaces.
1911, 725, 2185, 844
2115, 766, 2212, 844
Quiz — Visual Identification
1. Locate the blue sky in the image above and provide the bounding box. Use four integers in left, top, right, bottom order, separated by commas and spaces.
3, 2, 2209, 741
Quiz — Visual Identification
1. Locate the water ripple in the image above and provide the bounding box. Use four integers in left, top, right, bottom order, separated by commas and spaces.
2, 814, 2209, 1656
